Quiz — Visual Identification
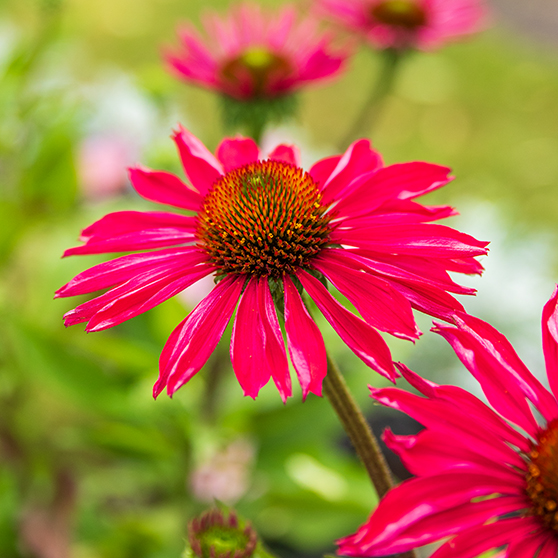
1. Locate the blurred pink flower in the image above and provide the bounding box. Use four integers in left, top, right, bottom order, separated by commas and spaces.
78, 135, 134, 200
338, 288, 558, 557
190, 439, 255, 504
57, 126, 487, 401
315, 0, 487, 51
165, 3, 348, 100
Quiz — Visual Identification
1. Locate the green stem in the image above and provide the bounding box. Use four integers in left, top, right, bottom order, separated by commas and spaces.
247, 119, 265, 147
323, 353, 417, 558
338, 48, 404, 151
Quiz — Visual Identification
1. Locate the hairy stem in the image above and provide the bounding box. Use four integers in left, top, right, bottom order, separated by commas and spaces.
323, 353, 416, 558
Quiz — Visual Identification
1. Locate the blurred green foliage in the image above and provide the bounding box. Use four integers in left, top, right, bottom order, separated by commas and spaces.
1, 0, 558, 557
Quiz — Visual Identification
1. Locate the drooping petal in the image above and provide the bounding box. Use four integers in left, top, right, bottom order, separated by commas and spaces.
172, 125, 223, 196
383, 428, 527, 478
85, 265, 214, 332
331, 223, 489, 259
507, 532, 546, 558
267, 144, 301, 167
337, 474, 523, 557
339, 496, 526, 557
337, 199, 457, 227
542, 285, 558, 401
369, 386, 527, 469
155, 274, 245, 397
230, 277, 271, 399
283, 274, 326, 399
429, 518, 542, 558
399, 364, 531, 452
129, 166, 203, 210
63, 211, 197, 256
538, 535, 558, 558
313, 255, 419, 340
333, 162, 452, 219
216, 137, 260, 172
433, 319, 555, 433
258, 278, 292, 402
297, 270, 396, 381
56, 247, 208, 298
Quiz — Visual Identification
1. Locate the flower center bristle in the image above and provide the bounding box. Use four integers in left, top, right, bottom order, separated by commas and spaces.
526, 419, 558, 531
220, 48, 292, 96
197, 160, 332, 278
370, 0, 427, 29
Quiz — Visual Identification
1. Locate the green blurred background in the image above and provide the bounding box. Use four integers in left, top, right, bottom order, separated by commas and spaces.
1, 0, 558, 557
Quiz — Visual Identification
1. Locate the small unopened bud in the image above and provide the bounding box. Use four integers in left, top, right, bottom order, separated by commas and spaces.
187, 508, 258, 558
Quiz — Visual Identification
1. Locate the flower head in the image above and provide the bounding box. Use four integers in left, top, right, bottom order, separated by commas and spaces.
56, 126, 487, 402
338, 288, 558, 557
165, 3, 347, 101
188, 508, 257, 558
316, 0, 487, 51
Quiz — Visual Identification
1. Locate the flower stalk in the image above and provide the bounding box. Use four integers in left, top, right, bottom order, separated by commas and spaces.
323, 353, 416, 558
339, 48, 403, 150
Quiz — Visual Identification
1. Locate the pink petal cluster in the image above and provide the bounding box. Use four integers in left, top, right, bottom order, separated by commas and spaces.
338, 288, 558, 557
165, 3, 348, 100
57, 126, 487, 402
316, 0, 487, 51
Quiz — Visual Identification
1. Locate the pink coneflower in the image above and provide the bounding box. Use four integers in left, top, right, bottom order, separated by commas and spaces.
56, 126, 487, 401
338, 289, 558, 557
165, 3, 347, 101
316, 0, 487, 51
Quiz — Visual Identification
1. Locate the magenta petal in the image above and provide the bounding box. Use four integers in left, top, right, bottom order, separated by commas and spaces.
172, 125, 223, 196
433, 320, 549, 434
63, 211, 196, 256
399, 364, 531, 452
56, 247, 207, 298
333, 162, 452, 220
85, 265, 214, 332
383, 428, 525, 478
313, 255, 419, 340
156, 275, 245, 397
216, 137, 260, 172
283, 275, 326, 399
337, 474, 523, 557
258, 279, 292, 402
320, 139, 383, 205
542, 286, 558, 400
332, 223, 489, 259
297, 270, 396, 381
538, 536, 558, 558
338, 496, 525, 557
267, 144, 301, 167
507, 532, 546, 558
369, 386, 527, 469
430, 518, 541, 558
309, 155, 341, 189
231, 278, 271, 399
129, 166, 203, 210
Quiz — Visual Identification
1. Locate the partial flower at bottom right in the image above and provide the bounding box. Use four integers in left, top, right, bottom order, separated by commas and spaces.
337, 287, 558, 558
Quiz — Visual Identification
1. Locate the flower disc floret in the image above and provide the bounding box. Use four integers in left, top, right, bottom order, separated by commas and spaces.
527, 419, 558, 530
370, 0, 427, 29
197, 160, 333, 277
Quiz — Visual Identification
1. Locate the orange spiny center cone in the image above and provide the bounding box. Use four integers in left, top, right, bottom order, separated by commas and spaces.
370, 0, 427, 29
526, 419, 558, 530
197, 160, 333, 277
